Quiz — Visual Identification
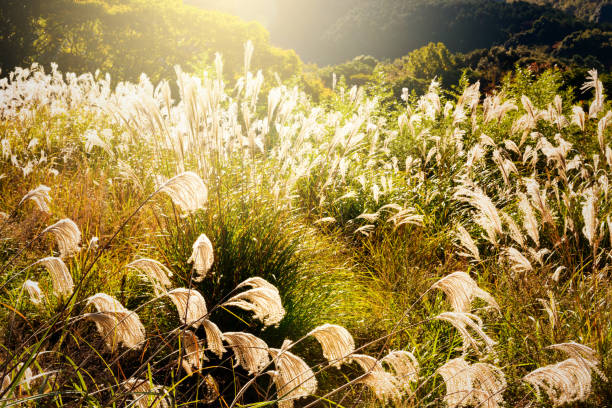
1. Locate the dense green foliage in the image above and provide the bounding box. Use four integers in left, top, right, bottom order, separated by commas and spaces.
0, 0, 300, 82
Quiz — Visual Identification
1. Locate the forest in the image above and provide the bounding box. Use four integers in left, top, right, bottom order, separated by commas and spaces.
0, 1, 611, 407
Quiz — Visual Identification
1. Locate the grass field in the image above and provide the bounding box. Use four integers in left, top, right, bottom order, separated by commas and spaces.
0, 52, 610, 407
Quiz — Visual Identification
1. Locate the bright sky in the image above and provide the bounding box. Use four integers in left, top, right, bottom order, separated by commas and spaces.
185, 0, 277, 27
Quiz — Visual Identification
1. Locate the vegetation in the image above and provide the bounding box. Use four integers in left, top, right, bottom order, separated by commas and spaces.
1, 1, 611, 407
0, 40, 611, 407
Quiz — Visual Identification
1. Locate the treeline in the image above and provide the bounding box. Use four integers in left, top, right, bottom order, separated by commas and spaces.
190, 0, 612, 66
311, 41, 612, 104
515, 0, 612, 22
0, 0, 300, 83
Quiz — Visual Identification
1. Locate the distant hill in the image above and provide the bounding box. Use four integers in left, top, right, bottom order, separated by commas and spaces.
187, 0, 612, 66
510, 1, 612, 22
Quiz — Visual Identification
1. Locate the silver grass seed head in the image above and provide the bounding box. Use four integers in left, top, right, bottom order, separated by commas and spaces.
222, 332, 270, 375
181, 330, 206, 375
269, 342, 317, 401
437, 357, 473, 408
435, 312, 497, 357
23, 279, 44, 304
202, 319, 226, 358
158, 171, 207, 214
19, 185, 51, 214
224, 284, 285, 327
469, 362, 507, 408
523, 358, 593, 406
307, 324, 355, 368
35, 256, 74, 297
382, 350, 420, 391
431, 271, 499, 313
350, 354, 402, 402
122, 378, 171, 408
87, 293, 128, 313
187, 233, 214, 282
85, 293, 145, 350
43, 218, 81, 257
127, 258, 173, 295
167, 288, 208, 328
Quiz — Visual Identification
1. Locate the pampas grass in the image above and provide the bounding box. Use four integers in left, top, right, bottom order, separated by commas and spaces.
42, 218, 81, 257
308, 324, 355, 368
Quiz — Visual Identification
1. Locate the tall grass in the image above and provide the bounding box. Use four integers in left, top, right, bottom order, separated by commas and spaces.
0, 49, 610, 407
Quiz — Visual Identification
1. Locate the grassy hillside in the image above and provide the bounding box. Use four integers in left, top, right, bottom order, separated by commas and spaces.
0, 45, 610, 407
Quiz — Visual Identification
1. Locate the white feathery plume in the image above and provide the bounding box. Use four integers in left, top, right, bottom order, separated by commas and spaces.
43, 218, 81, 257
19, 185, 51, 214
523, 358, 593, 406
157, 171, 207, 213
307, 324, 355, 367
581, 69, 604, 118
382, 350, 419, 392
518, 193, 540, 247
127, 258, 173, 295
88, 293, 128, 312
455, 225, 480, 262
202, 319, 226, 358
167, 288, 208, 328
435, 312, 497, 356
235, 276, 278, 291
501, 212, 525, 247
35, 257, 74, 297
269, 340, 317, 403
581, 188, 598, 246
222, 332, 270, 375
454, 186, 503, 245
181, 330, 206, 375
123, 378, 171, 408
387, 207, 424, 228
187, 233, 214, 282
548, 342, 607, 381
1, 363, 34, 397
524, 178, 555, 226
224, 278, 285, 327
503, 247, 533, 274
469, 362, 507, 408
431, 271, 499, 313
86, 293, 146, 350
571, 106, 586, 131
437, 357, 473, 408
597, 111, 612, 153
350, 354, 402, 402
23, 279, 44, 304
